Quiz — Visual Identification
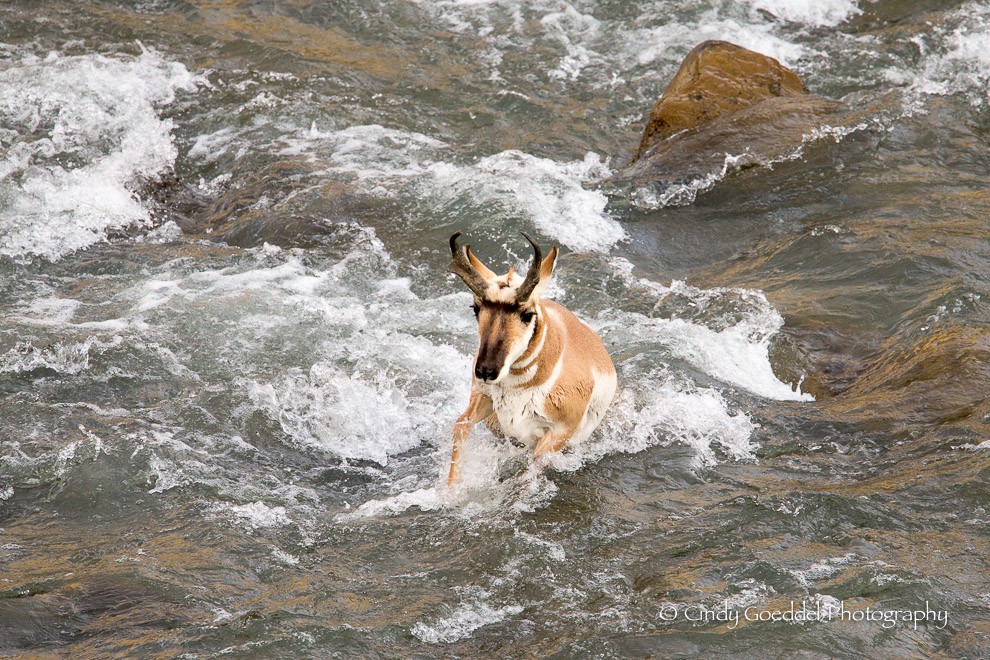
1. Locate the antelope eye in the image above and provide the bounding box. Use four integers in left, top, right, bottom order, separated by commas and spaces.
520, 310, 535, 324
471, 303, 480, 317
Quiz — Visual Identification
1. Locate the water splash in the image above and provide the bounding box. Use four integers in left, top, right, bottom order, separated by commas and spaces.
0, 47, 202, 261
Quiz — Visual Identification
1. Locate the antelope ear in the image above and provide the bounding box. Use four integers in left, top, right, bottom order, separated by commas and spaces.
528, 246, 558, 301
465, 245, 496, 281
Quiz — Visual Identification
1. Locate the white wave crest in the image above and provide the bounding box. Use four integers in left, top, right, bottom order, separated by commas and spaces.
0, 47, 201, 261
412, 588, 523, 644
739, 0, 862, 28
279, 124, 625, 252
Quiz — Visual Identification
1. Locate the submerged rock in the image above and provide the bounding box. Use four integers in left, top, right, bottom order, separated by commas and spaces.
611, 40, 853, 204
170, 162, 390, 249
828, 326, 990, 434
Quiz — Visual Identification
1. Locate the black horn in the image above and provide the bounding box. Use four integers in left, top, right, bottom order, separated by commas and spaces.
448, 232, 490, 297
515, 232, 543, 303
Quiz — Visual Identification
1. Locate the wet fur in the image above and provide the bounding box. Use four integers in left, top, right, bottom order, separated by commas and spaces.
446, 235, 617, 486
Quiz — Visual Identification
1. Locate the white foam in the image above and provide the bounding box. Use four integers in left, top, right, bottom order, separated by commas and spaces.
342, 435, 534, 520
791, 553, 857, 589
248, 362, 426, 466
345, 487, 444, 518
281, 123, 448, 182
626, 13, 811, 71
724, 579, 774, 610
945, 19, 990, 78
659, 316, 808, 400
412, 588, 523, 644
282, 124, 625, 252
226, 501, 292, 529
515, 529, 566, 562
598, 279, 812, 401
739, 0, 862, 28
585, 370, 758, 469
890, 4, 990, 108
139, 429, 215, 494
540, 5, 602, 81
348, 363, 760, 518
0, 429, 107, 487
187, 126, 242, 164
0, 47, 201, 261
933, 20, 990, 103
463, 150, 623, 252
22, 298, 82, 325
271, 548, 300, 566
0, 336, 123, 376
409, 0, 603, 83
411, 0, 816, 90
41, 234, 457, 479
131, 248, 367, 320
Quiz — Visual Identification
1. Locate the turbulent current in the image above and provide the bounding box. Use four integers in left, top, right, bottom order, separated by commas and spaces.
1, 1, 989, 657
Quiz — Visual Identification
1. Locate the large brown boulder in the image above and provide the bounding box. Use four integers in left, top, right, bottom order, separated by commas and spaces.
608, 40, 869, 202
633, 40, 810, 161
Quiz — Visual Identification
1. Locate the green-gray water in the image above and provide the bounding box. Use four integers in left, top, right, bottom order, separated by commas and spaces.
1, 1, 989, 657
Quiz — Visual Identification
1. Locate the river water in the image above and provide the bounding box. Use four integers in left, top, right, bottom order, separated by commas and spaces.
1, 0, 989, 657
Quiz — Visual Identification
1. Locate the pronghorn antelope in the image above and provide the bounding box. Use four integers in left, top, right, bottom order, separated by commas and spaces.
446, 231, 617, 486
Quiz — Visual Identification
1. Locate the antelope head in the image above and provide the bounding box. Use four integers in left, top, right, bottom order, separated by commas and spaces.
448, 231, 558, 384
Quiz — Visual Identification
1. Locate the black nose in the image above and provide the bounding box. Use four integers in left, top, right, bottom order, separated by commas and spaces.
474, 364, 500, 382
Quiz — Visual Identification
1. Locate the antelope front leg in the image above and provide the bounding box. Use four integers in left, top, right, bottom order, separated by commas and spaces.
534, 429, 572, 457
447, 391, 494, 487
